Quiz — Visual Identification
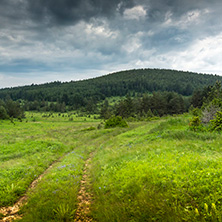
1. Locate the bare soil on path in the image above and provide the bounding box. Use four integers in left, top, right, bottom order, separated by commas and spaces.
0, 156, 64, 222
74, 154, 93, 222
0, 152, 94, 222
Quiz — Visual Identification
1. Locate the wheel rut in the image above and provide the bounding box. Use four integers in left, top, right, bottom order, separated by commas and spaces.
0, 155, 64, 222
74, 154, 93, 222
0, 152, 94, 222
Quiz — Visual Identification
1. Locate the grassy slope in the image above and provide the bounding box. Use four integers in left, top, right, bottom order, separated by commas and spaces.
0, 112, 100, 207
19, 116, 134, 222
91, 115, 222, 221
1, 113, 222, 221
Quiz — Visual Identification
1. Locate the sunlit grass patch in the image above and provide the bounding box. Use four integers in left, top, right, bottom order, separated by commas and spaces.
0, 141, 66, 206
0, 113, 100, 208
20, 149, 86, 222
2, 113, 222, 221
25, 111, 100, 123
90, 116, 222, 221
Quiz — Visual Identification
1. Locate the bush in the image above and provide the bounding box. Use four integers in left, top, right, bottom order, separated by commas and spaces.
201, 105, 220, 124
104, 116, 128, 129
81, 126, 96, 131
210, 111, 222, 131
189, 116, 201, 131
191, 107, 201, 116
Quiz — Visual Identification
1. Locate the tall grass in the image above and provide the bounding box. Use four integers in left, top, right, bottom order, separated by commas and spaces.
20, 149, 85, 221
1, 113, 131, 221
2, 114, 222, 221
90, 116, 222, 221
0, 113, 100, 207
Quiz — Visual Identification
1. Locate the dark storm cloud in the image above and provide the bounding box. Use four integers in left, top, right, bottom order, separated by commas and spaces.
1, 0, 221, 32
0, 0, 221, 26
146, 0, 220, 17
0, 0, 27, 28
0, 0, 222, 88
26, 0, 135, 25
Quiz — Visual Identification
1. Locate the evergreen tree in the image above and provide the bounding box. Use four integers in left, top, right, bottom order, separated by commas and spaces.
100, 100, 111, 119
0, 106, 8, 119
5, 100, 24, 118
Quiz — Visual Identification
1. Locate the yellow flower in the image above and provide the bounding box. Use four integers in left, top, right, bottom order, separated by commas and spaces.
195, 208, 200, 216
204, 203, 208, 213
212, 203, 216, 212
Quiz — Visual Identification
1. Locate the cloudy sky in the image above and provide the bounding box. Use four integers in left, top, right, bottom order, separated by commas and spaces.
0, 0, 222, 88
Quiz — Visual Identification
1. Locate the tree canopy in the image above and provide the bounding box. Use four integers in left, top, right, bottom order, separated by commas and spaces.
0, 69, 221, 111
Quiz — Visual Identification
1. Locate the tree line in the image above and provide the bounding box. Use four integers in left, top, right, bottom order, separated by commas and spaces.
0, 69, 222, 120
100, 91, 189, 119
0, 69, 221, 111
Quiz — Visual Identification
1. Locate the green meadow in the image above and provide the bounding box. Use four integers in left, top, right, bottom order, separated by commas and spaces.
1, 113, 222, 221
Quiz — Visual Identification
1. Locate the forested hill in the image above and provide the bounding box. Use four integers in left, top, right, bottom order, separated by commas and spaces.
0, 69, 222, 108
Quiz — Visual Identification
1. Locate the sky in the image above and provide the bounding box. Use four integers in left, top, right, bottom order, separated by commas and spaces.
1, 0, 222, 88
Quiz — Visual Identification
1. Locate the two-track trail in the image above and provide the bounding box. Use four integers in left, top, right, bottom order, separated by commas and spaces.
0, 152, 95, 222
0, 156, 64, 222
75, 153, 93, 222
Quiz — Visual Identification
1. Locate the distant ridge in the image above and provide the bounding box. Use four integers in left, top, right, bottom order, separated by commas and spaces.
0, 69, 221, 107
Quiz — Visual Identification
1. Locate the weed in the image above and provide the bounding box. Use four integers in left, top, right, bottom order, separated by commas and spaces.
53, 204, 76, 221
81, 126, 96, 131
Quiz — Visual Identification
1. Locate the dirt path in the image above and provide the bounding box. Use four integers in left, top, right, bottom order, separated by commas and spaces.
0, 156, 64, 222
74, 154, 93, 222
0, 153, 94, 222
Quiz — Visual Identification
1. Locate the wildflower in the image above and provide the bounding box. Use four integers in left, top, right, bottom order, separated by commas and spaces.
204, 203, 208, 213
99, 187, 101, 189
195, 208, 200, 216
58, 165, 66, 169
212, 203, 216, 212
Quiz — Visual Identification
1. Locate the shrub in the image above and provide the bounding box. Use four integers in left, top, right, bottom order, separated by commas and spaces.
201, 105, 220, 124
81, 126, 96, 131
191, 107, 201, 116
210, 111, 222, 131
104, 116, 128, 129
189, 116, 201, 131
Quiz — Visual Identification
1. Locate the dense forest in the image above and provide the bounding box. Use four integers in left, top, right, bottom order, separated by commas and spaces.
0, 68, 222, 118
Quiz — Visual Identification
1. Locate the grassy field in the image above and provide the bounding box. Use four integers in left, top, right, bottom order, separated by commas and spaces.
0, 112, 99, 206
1, 113, 222, 221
